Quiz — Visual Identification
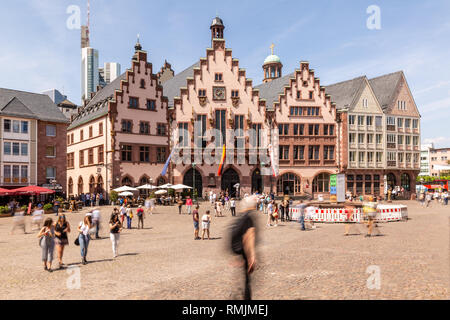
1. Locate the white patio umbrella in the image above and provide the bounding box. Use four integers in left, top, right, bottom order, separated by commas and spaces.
158, 183, 174, 189
171, 184, 193, 190
155, 190, 168, 195
114, 186, 138, 192
118, 191, 134, 197
137, 184, 158, 190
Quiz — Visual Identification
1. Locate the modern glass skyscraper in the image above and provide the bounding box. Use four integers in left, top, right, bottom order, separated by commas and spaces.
81, 47, 99, 103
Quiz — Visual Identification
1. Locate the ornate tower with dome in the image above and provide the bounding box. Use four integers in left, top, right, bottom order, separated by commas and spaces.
262, 44, 283, 83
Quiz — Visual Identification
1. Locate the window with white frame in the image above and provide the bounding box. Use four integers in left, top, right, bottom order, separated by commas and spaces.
397, 118, 403, 128
387, 134, 396, 143
362, 98, 368, 108
376, 152, 383, 162
412, 119, 418, 129
357, 115, 364, 126
387, 152, 396, 161
349, 115, 355, 125
387, 117, 395, 125
349, 151, 356, 162
349, 133, 356, 144
376, 134, 383, 144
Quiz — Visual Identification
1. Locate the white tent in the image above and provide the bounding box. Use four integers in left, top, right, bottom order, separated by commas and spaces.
158, 183, 174, 189
137, 184, 158, 190
114, 186, 138, 192
434, 164, 450, 171
118, 191, 134, 197
155, 190, 168, 195
171, 184, 193, 190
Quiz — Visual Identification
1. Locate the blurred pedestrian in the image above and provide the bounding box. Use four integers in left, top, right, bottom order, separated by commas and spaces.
298, 200, 306, 231
363, 196, 379, 237
230, 195, 257, 300
92, 208, 101, 239
177, 197, 183, 215
10, 207, 26, 235
38, 218, 55, 272
31, 204, 44, 231
54, 214, 70, 269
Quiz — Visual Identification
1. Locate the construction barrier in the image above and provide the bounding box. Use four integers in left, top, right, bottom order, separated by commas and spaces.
288, 205, 407, 223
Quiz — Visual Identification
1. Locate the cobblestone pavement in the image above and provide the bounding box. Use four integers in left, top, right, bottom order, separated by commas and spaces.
0, 200, 449, 300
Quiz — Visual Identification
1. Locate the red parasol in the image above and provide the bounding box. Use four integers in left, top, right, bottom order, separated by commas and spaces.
11, 186, 55, 195
0, 188, 16, 196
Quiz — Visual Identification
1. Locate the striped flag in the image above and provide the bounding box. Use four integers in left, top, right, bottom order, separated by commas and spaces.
268, 144, 278, 177
217, 144, 226, 176
161, 145, 177, 176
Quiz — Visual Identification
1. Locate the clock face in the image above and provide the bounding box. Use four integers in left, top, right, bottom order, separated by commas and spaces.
213, 87, 226, 100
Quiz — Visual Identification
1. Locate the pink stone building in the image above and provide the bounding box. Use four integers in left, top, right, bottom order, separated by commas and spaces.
67, 41, 170, 199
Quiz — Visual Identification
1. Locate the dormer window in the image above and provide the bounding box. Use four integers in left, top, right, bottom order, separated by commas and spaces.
215, 73, 223, 82
140, 79, 146, 89
231, 90, 239, 98
309, 91, 314, 100
198, 89, 207, 97
296, 91, 301, 99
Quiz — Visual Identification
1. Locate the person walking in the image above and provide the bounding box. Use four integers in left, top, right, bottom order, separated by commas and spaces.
230, 198, 237, 217
31, 204, 44, 231
126, 205, 133, 229
38, 218, 55, 272
137, 205, 144, 229
119, 204, 126, 226
177, 197, 183, 215
279, 201, 285, 222
144, 197, 151, 215
193, 205, 200, 240
363, 197, 378, 237
426, 192, 432, 208
419, 191, 426, 207
216, 200, 223, 217
285, 198, 290, 221
10, 207, 26, 235
77, 214, 92, 265
201, 210, 212, 240
54, 214, 70, 269
109, 212, 122, 258
443, 190, 449, 206
298, 200, 306, 231
92, 208, 101, 239
186, 196, 193, 215
230, 195, 257, 300
343, 205, 359, 236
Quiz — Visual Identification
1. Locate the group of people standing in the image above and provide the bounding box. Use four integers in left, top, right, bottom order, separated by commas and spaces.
418, 190, 449, 207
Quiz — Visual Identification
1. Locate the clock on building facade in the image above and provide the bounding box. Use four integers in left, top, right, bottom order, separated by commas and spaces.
212, 87, 226, 100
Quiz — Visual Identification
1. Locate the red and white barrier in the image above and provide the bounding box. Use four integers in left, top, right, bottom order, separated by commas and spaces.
288, 205, 405, 223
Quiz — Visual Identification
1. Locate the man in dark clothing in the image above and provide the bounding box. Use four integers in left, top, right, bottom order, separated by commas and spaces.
231, 196, 257, 300
193, 205, 200, 240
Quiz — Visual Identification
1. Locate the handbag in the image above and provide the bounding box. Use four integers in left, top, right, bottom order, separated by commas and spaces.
74, 236, 80, 246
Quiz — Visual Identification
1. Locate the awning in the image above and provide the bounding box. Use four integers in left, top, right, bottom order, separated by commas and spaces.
12, 186, 55, 195
0, 188, 15, 196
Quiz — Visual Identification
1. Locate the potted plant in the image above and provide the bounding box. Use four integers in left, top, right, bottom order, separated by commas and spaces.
43, 203, 53, 214
109, 190, 118, 205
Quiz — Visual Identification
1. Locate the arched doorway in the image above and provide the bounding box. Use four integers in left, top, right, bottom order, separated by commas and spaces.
183, 168, 203, 197
122, 176, 132, 186
156, 176, 166, 186
139, 176, 150, 196
313, 173, 330, 193
221, 168, 240, 197
78, 176, 83, 195
387, 173, 396, 190
97, 175, 104, 194
401, 173, 410, 191
277, 173, 301, 195
89, 176, 96, 194
251, 168, 262, 194
68, 177, 73, 196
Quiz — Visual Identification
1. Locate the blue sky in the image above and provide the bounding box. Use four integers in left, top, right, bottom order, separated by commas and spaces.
1, 0, 449, 147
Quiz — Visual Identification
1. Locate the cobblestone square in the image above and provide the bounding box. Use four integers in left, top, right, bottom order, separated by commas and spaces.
0, 200, 449, 300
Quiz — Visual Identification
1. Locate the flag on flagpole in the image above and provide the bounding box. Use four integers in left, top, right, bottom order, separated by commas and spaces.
268, 144, 277, 177
217, 144, 226, 176
161, 145, 177, 176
